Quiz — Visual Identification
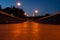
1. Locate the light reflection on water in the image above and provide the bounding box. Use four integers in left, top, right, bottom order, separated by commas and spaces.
0, 21, 60, 40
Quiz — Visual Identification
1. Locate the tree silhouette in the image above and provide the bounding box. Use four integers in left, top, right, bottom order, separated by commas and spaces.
0, 5, 2, 10
2, 6, 25, 18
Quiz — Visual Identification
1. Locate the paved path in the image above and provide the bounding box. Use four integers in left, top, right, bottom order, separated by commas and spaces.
0, 21, 60, 40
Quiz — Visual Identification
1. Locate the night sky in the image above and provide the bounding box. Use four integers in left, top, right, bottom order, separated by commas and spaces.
0, 0, 60, 16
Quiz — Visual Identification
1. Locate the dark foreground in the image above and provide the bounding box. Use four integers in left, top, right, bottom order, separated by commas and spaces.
0, 21, 60, 40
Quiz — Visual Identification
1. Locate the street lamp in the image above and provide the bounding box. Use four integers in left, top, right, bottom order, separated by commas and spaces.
32, 14, 35, 16
24, 12, 27, 16
34, 9, 38, 16
16, 2, 21, 17
35, 9, 38, 14
27, 15, 29, 16
17, 2, 21, 7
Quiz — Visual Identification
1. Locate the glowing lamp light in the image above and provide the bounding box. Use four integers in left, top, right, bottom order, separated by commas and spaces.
35, 10, 38, 13
24, 12, 27, 16
27, 15, 29, 16
33, 14, 35, 16
17, 2, 21, 6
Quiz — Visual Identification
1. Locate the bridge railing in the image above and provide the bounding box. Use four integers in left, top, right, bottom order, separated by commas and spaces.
0, 11, 24, 23
40, 12, 60, 20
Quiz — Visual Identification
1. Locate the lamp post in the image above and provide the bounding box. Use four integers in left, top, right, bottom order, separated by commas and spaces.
27, 14, 29, 16
17, 2, 21, 8
32, 14, 35, 16
24, 12, 27, 16
24, 12, 29, 16
16, 2, 21, 17
34, 9, 38, 16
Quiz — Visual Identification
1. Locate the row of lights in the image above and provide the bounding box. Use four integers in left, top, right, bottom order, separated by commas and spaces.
17, 2, 39, 16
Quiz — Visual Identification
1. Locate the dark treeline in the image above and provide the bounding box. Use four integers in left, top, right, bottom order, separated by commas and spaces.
0, 5, 26, 18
